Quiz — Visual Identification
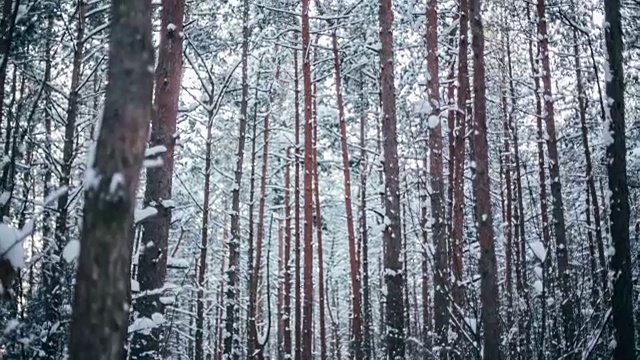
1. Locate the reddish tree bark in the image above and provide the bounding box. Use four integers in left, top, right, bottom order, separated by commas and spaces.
469, 0, 500, 357
283, 149, 293, 359
536, 0, 575, 347
425, 0, 448, 355
300, 0, 315, 356
312, 79, 327, 360
248, 66, 275, 359
132, 1, 184, 357
332, 30, 363, 359
293, 46, 303, 360
225, 0, 250, 355
451, 0, 469, 307
378, 0, 405, 356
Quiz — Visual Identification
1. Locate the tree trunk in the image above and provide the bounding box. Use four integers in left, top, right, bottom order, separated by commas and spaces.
225, 0, 250, 356
283, 149, 293, 359
507, 25, 531, 357
195, 100, 214, 360
68, 0, 154, 357
527, 6, 551, 354
469, 0, 500, 357
132, 0, 184, 357
603, 0, 636, 356
359, 77, 373, 360
248, 68, 274, 359
300, 0, 314, 356
0, 0, 19, 137
378, 0, 405, 356
426, 0, 448, 355
246, 64, 260, 360
293, 45, 303, 360
500, 69, 515, 357
332, 30, 363, 360
46, 2, 86, 356
536, 0, 575, 349
572, 29, 606, 294
451, 0, 469, 308
312, 80, 327, 360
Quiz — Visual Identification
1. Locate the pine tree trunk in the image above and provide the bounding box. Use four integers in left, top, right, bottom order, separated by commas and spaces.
378, 0, 405, 356
292, 45, 303, 360
469, 0, 501, 356
300, 0, 315, 356
283, 149, 293, 359
46, 2, 86, 356
67, 0, 154, 357
572, 30, 606, 293
246, 66, 260, 360
332, 30, 363, 359
195, 100, 214, 360
506, 25, 531, 356
536, 0, 575, 349
426, 0, 448, 355
248, 71, 273, 359
603, 0, 636, 355
225, 0, 250, 356
132, 0, 184, 357
0, 0, 18, 137
312, 84, 328, 360
359, 77, 373, 360
451, 0, 469, 308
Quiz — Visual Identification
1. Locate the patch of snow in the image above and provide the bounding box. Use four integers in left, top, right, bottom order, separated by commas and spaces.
128, 317, 155, 335
109, 173, 125, 194
159, 296, 175, 305
464, 317, 477, 333
167, 257, 189, 268
0, 223, 23, 268
160, 199, 175, 208
131, 279, 140, 292
0, 191, 11, 206
413, 100, 432, 115
534, 266, 543, 279
427, 115, 440, 129
533, 280, 543, 295
134, 207, 158, 223
62, 240, 80, 263
145, 145, 167, 157
3, 319, 19, 335
529, 241, 547, 263
143, 157, 164, 168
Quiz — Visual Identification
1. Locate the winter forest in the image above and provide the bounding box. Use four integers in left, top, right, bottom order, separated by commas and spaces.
0, 0, 637, 358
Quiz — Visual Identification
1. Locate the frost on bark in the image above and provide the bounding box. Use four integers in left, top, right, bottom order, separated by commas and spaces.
378, 0, 405, 357
132, 0, 184, 357
603, 0, 636, 356
68, 0, 154, 358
